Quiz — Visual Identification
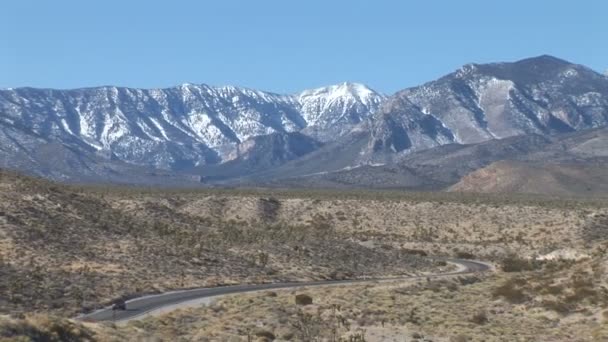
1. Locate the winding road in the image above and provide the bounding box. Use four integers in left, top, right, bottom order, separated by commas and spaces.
77, 258, 491, 323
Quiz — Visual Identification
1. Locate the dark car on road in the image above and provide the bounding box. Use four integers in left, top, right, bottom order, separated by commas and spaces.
111, 299, 127, 311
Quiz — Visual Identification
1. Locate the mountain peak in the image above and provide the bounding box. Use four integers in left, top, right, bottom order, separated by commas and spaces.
299, 82, 381, 99
295, 82, 385, 141
451, 55, 576, 82
445, 55, 586, 86
0, 80, 388, 172
513, 54, 572, 68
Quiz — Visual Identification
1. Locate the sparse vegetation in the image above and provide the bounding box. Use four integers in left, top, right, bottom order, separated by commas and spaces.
45, 263, 604, 341
294, 294, 313, 306
2, 169, 608, 341
469, 311, 488, 325
0, 315, 95, 342
492, 278, 529, 304
0, 170, 437, 316
499, 254, 541, 272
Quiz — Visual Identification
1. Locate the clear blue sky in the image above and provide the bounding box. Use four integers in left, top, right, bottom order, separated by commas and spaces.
2, 0, 606, 94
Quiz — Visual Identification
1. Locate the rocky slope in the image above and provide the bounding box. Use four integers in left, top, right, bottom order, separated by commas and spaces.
448, 160, 608, 196
365, 55, 608, 162
298, 82, 385, 141
0, 82, 383, 177
238, 56, 608, 183
261, 127, 608, 195
1, 55, 607, 187
194, 132, 323, 181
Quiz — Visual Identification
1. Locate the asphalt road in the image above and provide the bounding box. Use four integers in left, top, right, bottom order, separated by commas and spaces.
76, 258, 491, 323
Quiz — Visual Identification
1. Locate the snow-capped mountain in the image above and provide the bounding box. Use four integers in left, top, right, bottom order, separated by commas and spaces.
0, 82, 384, 171
365, 55, 608, 162
2, 55, 607, 186
298, 82, 386, 141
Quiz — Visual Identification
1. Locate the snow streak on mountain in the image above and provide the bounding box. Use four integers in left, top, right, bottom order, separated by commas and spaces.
0, 82, 384, 170
1, 55, 607, 185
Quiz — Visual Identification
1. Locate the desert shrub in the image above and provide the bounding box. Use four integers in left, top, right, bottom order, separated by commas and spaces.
424, 281, 447, 293
0, 315, 95, 342
295, 294, 313, 306
470, 311, 489, 325
401, 248, 427, 257
347, 331, 367, 341
541, 300, 572, 314
290, 310, 326, 341
457, 276, 481, 286
543, 259, 575, 272
582, 213, 608, 243
335, 211, 347, 221
258, 197, 281, 221
253, 328, 275, 341
540, 283, 564, 295
455, 251, 475, 259
406, 307, 421, 324
500, 255, 540, 272
411, 332, 424, 339
492, 278, 529, 304
565, 275, 598, 304
450, 335, 469, 342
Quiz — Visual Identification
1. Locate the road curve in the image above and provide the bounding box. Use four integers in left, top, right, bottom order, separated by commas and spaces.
76, 258, 491, 323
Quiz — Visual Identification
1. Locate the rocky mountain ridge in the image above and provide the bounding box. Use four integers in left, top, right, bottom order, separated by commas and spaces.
364, 55, 608, 163
1, 55, 607, 191
0, 82, 384, 171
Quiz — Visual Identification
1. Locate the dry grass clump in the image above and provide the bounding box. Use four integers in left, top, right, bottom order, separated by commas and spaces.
492, 277, 530, 304
493, 252, 608, 316
0, 314, 95, 342
294, 294, 313, 306
469, 311, 489, 325
499, 254, 542, 272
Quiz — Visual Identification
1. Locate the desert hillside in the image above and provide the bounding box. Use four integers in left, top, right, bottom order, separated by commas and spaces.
449, 160, 608, 196
3, 169, 607, 315
2, 169, 608, 340
0, 170, 435, 316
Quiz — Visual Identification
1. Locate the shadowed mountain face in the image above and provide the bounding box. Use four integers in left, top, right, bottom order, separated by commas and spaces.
0, 123, 208, 186
193, 132, 323, 181
1, 55, 607, 189
261, 128, 608, 195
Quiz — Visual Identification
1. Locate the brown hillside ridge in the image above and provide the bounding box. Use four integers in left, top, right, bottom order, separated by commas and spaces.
252, 127, 608, 194
449, 160, 608, 196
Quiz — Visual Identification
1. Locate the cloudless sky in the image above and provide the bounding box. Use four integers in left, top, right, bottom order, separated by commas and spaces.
2, 0, 607, 94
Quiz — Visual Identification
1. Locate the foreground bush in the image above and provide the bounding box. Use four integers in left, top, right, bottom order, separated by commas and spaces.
500, 255, 540, 272
0, 315, 94, 342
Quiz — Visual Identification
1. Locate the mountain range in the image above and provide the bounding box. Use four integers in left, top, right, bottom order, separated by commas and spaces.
1, 55, 608, 194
